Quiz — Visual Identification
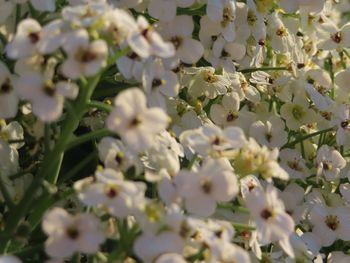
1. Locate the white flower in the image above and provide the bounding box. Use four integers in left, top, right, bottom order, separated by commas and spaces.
116, 51, 144, 80
316, 145, 346, 181
74, 168, 146, 217
267, 12, 293, 53
279, 183, 306, 223
158, 15, 204, 64
6, 19, 63, 59
335, 68, 350, 93
206, 0, 236, 41
246, 185, 295, 258
210, 92, 255, 131
246, 0, 266, 42
250, 71, 292, 103
249, 116, 287, 148
62, 2, 109, 28
106, 88, 169, 152
155, 253, 186, 263
279, 149, 309, 180
97, 137, 138, 172
134, 231, 184, 263
309, 204, 350, 247
148, 0, 194, 22
280, 97, 316, 131
179, 124, 246, 157
209, 239, 251, 263
332, 104, 350, 146
317, 22, 350, 50
103, 8, 138, 46
0, 140, 19, 177
205, 37, 246, 73
240, 175, 262, 199
186, 67, 229, 99
145, 131, 184, 176
15, 71, 78, 122
280, 0, 325, 13
0, 62, 18, 119
0, 120, 24, 149
175, 158, 239, 217
61, 29, 108, 79
142, 58, 179, 109
230, 72, 261, 103
304, 69, 333, 111
127, 16, 175, 59
42, 208, 105, 258
340, 183, 350, 203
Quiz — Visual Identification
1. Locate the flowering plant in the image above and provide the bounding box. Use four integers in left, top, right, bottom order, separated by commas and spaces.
1, 0, 350, 262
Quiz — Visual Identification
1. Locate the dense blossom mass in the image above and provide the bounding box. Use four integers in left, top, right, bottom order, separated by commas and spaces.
1, 0, 350, 262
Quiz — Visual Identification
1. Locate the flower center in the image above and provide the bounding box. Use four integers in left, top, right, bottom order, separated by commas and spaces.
203, 71, 218, 83
212, 136, 222, 145
221, 7, 234, 28
80, 50, 97, 63
247, 11, 257, 26
331, 31, 342, 44
341, 120, 350, 129
66, 225, 80, 240
292, 105, 305, 120
265, 133, 272, 142
43, 81, 56, 97
200, 177, 212, 194
276, 27, 288, 37
28, 32, 40, 44
323, 161, 332, 171
325, 215, 339, 231
115, 152, 124, 164
129, 116, 142, 128
152, 78, 165, 88
105, 184, 120, 198
0, 79, 12, 94
287, 160, 303, 172
226, 111, 238, 122
170, 36, 183, 49
260, 208, 273, 220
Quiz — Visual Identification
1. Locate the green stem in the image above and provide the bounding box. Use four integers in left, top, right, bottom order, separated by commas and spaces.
232, 222, 256, 231
238, 67, 287, 74
11, 244, 43, 257
88, 101, 112, 112
58, 152, 97, 183
44, 123, 51, 152
343, 48, 350, 60
27, 188, 74, 232
65, 128, 113, 151
15, 4, 21, 31
44, 74, 101, 183
187, 153, 199, 170
282, 127, 334, 148
50, 152, 64, 184
107, 47, 130, 66
217, 203, 250, 213
0, 75, 100, 253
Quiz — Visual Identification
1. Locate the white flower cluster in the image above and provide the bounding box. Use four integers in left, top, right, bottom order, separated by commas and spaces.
1, 0, 350, 262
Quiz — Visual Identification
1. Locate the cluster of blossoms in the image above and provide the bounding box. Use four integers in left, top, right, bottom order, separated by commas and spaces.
2, 0, 350, 262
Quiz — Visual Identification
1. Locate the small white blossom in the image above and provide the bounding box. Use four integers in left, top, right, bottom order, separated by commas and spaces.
42, 208, 105, 258
106, 88, 169, 152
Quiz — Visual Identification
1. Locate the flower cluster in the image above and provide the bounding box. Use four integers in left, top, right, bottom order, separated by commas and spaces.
1, 0, 350, 262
